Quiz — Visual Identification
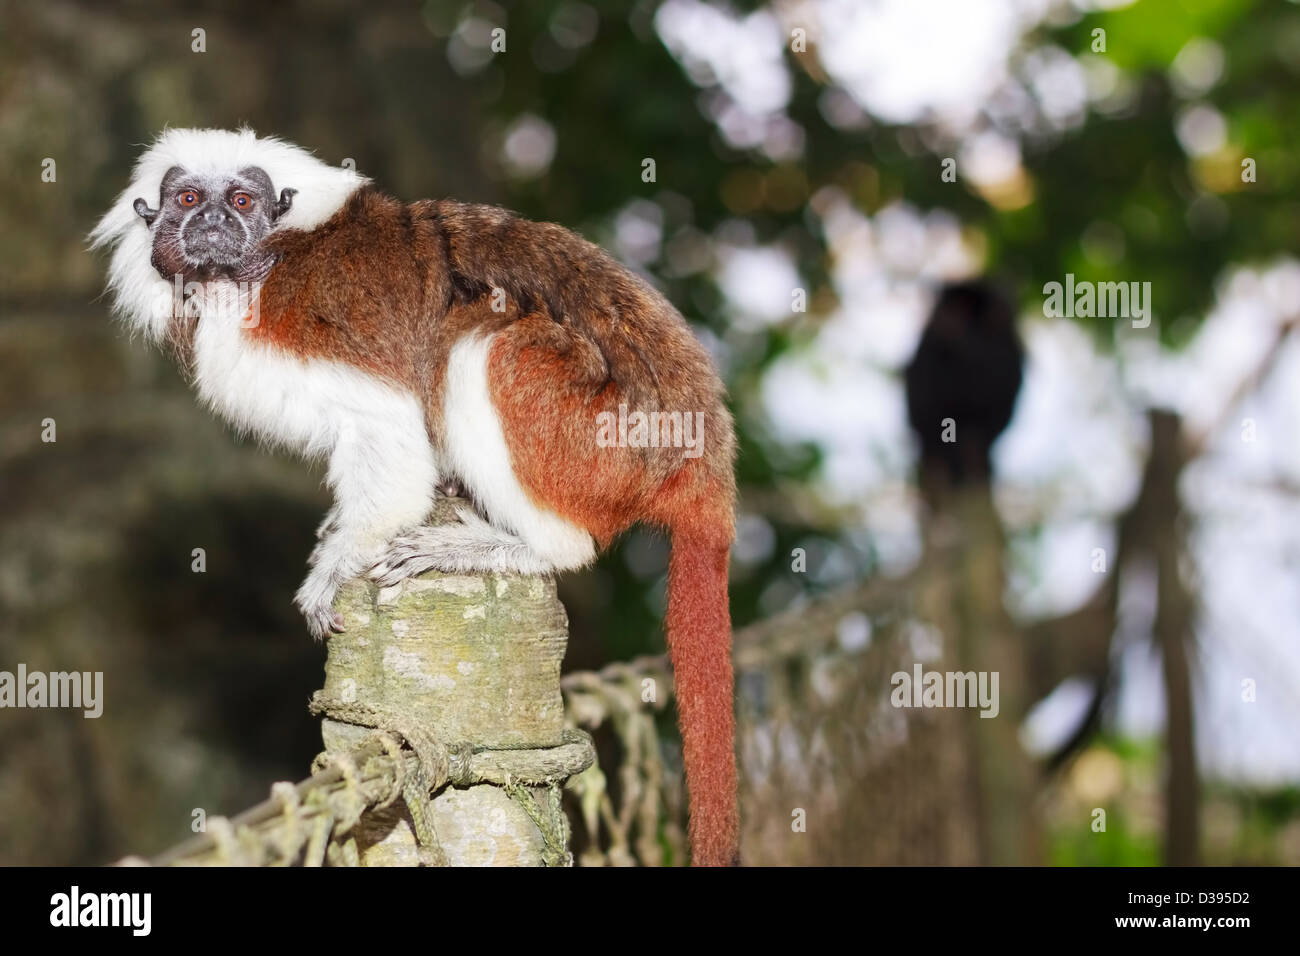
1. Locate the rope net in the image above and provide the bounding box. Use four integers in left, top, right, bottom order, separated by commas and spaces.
564, 568, 980, 866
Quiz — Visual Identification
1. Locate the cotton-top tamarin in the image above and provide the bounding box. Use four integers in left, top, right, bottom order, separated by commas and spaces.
90, 128, 738, 866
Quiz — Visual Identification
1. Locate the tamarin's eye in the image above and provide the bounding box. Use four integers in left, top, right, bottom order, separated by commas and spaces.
231, 191, 255, 210
178, 191, 200, 207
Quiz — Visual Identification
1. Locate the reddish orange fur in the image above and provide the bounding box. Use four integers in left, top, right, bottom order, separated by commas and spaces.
665, 523, 737, 866
488, 318, 657, 541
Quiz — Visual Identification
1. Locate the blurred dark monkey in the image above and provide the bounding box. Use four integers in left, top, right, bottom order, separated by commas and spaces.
905, 280, 1024, 505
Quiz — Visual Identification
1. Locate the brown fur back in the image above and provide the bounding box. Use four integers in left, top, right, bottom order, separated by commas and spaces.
250, 188, 735, 506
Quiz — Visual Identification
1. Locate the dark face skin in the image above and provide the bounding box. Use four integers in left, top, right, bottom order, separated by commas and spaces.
133, 165, 295, 284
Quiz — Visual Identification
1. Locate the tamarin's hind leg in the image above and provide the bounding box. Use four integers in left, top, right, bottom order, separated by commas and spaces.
479, 322, 669, 541
367, 332, 598, 586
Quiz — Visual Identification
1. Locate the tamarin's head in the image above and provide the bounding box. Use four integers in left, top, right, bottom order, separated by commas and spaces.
134, 164, 295, 281
90, 127, 367, 343
905, 278, 1025, 490
925, 279, 1020, 342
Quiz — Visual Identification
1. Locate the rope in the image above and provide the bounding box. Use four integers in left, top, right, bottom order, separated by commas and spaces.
310, 752, 364, 836
207, 817, 242, 865
369, 733, 406, 809
309, 694, 455, 789
504, 776, 572, 867
269, 782, 300, 864
303, 811, 334, 868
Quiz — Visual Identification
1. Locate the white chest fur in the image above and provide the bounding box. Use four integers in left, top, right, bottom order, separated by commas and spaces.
189, 287, 439, 547
190, 288, 426, 461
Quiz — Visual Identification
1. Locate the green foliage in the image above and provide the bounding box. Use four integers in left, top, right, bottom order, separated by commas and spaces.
452, 0, 1300, 653
1049, 809, 1163, 867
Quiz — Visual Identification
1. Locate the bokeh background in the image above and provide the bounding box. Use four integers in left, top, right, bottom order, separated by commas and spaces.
2, 0, 1298, 865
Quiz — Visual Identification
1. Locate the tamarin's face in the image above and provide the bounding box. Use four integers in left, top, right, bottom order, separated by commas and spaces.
133, 165, 295, 282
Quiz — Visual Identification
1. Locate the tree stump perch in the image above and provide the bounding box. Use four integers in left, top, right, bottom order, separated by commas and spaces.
310, 497, 593, 866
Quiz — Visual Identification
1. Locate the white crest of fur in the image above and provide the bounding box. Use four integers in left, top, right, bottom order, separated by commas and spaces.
89, 127, 367, 342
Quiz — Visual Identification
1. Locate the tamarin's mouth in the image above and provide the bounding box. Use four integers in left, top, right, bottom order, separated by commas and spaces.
184, 247, 244, 270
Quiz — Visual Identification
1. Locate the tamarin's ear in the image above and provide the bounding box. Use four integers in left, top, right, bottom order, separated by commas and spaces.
132, 198, 159, 227
272, 187, 297, 221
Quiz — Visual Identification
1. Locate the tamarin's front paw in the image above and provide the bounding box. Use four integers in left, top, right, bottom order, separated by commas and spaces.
296, 565, 349, 640
298, 600, 345, 641
294, 584, 345, 640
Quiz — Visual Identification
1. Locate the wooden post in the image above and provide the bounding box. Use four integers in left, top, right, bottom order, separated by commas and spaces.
918, 486, 1042, 865
311, 497, 591, 866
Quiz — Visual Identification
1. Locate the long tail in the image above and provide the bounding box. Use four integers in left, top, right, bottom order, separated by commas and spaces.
666, 522, 738, 866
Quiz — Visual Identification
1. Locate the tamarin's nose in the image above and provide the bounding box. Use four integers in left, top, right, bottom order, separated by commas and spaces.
202, 208, 230, 225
